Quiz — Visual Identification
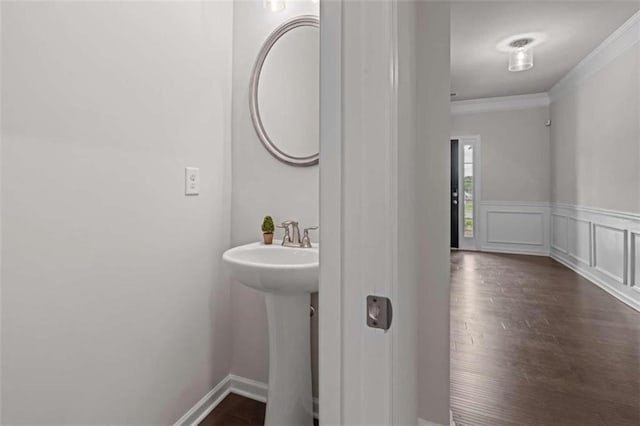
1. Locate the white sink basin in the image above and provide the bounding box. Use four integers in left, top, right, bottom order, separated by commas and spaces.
222, 241, 318, 426
223, 242, 318, 293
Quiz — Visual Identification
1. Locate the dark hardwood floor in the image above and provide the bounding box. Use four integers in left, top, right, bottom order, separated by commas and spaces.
451, 251, 640, 426
200, 393, 318, 426
201, 251, 638, 425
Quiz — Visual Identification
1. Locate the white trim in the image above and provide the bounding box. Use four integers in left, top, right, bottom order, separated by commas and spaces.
419, 410, 455, 426
551, 203, 640, 312
479, 201, 550, 256
227, 374, 268, 403
228, 375, 320, 419
451, 93, 549, 115
593, 224, 628, 284
321, 1, 411, 424
419, 419, 445, 426
549, 10, 640, 101
551, 212, 569, 254
174, 375, 319, 426
479, 200, 549, 208
553, 202, 640, 223
631, 232, 640, 290
551, 253, 640, 312
567, 216, 592, 267
318, 0, 342, 423
486, 211, 545, 246
173, 376, 231, 426
469, 201, 640, 311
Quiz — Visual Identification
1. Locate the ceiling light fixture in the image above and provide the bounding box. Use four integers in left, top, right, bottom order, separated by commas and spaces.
508, 38, 534, 72
264, 0, 285, 12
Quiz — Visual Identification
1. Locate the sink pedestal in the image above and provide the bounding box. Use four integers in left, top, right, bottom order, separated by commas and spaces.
222, 243, 318, 426
264, 292, 313, 426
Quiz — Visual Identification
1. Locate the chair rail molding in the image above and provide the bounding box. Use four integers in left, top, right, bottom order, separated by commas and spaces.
550, 203, 640, 312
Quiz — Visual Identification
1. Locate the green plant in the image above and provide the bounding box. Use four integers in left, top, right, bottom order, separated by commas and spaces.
262, 216, 275, 234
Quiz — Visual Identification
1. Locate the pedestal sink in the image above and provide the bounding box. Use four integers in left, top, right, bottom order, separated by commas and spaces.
222, 242, 318, 426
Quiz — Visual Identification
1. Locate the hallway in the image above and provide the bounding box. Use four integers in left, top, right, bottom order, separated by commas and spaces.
450, 251, 640, 426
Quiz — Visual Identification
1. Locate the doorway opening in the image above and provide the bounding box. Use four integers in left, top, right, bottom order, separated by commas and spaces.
451, 136, 480, 250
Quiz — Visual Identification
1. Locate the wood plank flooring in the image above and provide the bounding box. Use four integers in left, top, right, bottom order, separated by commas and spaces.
201, 251, 638, 425
451, 251, 640, 426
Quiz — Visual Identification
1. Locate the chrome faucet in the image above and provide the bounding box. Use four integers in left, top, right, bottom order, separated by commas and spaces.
301, 226, 318, 248
279, 220, 301, 247
279, 221, 318, 248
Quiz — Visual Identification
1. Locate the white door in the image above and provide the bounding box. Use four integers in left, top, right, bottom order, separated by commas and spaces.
319, 0, 419, 424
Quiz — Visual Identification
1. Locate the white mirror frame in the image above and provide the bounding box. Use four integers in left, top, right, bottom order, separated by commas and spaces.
249, 15, 320, 167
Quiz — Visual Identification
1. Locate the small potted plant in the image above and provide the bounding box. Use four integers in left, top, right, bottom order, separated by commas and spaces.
262, 215, 275, 245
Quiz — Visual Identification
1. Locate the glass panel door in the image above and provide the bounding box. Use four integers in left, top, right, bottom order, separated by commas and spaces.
458, 136, 479, 251
463, 145, 474, 238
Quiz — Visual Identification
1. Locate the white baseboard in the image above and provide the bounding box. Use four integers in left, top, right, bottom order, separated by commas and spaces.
551, 203, 640, 312
551, 251, 640, 312
418, 410, 455, 426
174, 376, 232, 426
480, 247, 549, 257
474, 201, 640, 312
227, 374, 268, 403
175, 374, 319, 426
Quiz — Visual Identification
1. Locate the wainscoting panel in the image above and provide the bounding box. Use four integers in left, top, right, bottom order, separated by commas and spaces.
487, 211, 544, 245
551, 204, 640, 311
593, 224, 627, 284
567, 217, 591, 266
479, 202, 550, 255
551, 213, 568, 253
474, 201, 639, 310
632, 232, 640, 290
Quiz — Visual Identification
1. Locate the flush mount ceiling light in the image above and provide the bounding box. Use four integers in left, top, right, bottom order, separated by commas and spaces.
496, 32, 546, 73
508, 38, 534, 72
264, 0, 285, 12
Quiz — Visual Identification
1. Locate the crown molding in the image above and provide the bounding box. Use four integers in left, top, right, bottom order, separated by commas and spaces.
451, 93, 550, 115
549, 10, 640, 101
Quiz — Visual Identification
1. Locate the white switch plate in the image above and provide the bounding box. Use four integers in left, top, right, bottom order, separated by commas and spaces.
185, 167, 200, 195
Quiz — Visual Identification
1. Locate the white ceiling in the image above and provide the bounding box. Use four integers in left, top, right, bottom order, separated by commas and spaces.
451, 1, 640, 101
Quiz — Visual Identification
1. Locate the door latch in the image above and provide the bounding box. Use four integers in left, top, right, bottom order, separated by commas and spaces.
366, 295, 393, 331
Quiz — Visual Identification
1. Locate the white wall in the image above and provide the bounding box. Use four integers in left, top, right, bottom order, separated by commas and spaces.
451, 106, 552, 255
1, 2, 233, 423
229, 0, 320, 395
551, 43, 640, 214
416, 2, 451, 424
549, 22, 640, 311
452, 107, 551, 203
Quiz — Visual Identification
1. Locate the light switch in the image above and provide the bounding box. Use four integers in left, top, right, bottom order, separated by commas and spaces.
185, 167, 200, 195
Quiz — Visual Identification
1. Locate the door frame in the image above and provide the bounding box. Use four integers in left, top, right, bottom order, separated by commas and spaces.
451, 134, 482, 251
319, 0, 417, 424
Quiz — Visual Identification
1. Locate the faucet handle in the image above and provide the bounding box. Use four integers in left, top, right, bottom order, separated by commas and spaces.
278, 220, 298, 228
301, 226, 318, 248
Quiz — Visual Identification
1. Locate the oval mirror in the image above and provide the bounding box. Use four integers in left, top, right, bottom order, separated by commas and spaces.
249, 16, 319, 167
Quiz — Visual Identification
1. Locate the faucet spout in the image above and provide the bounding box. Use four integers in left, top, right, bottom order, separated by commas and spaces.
279, 220, 301, 247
